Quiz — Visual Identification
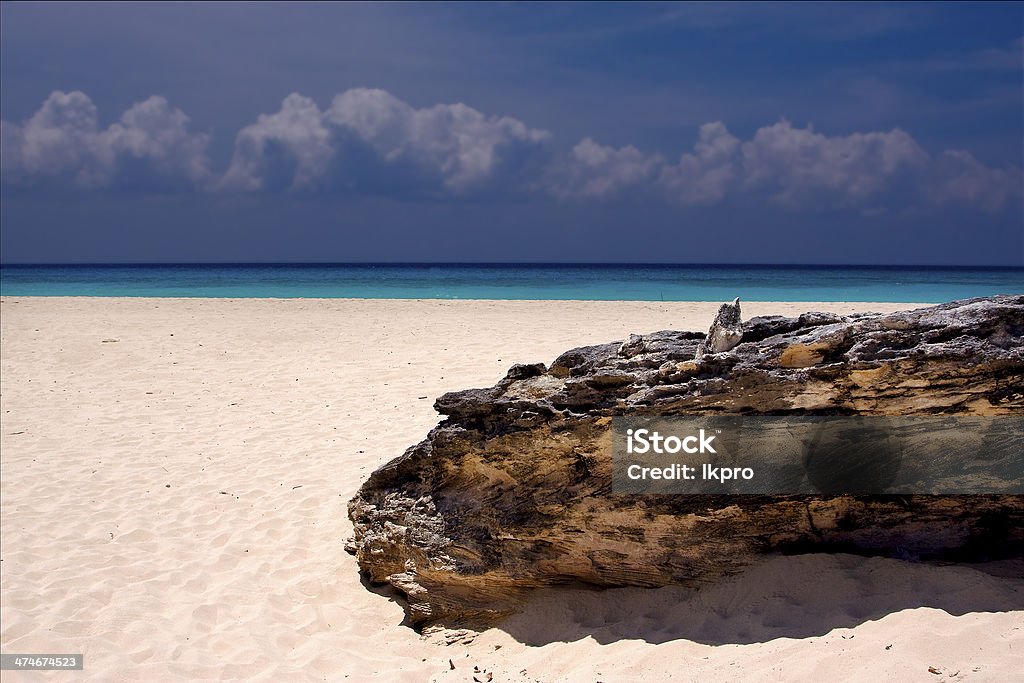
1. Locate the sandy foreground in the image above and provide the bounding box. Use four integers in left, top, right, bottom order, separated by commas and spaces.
1, 297, 1022, 683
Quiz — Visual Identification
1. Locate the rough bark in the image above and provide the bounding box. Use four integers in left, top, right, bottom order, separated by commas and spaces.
348, 296, 1024, 626
695, 296, 743, 358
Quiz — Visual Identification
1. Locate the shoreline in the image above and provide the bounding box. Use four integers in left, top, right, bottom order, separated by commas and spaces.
1, 295, 935, 306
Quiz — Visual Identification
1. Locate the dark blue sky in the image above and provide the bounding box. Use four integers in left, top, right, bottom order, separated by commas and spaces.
1, 2, 1022, 264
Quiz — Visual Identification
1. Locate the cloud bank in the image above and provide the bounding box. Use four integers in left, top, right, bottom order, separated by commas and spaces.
2, 88, 1020, 213
221, 88, 550, 194
1, 91, 210, 190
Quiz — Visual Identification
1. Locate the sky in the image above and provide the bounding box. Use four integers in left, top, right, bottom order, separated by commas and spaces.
1, 2, 1022, 265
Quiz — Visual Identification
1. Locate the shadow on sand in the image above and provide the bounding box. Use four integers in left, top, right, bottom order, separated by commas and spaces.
492, 553, 1024, 646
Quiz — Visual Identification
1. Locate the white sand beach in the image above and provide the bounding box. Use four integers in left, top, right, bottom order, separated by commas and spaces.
1, 297, 1021, 682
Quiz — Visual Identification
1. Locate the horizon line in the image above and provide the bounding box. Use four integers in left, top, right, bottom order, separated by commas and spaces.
1, 262, 1023, 270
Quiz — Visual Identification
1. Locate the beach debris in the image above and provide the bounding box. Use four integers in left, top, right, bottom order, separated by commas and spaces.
349, 296, 1024, 626
694, 297, 743, 359
437, 629, 475, 646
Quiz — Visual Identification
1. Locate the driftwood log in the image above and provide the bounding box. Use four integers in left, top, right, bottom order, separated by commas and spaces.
348, 296, 1024, 626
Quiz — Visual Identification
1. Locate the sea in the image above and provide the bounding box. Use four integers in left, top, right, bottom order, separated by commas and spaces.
0, 264, 1022, 303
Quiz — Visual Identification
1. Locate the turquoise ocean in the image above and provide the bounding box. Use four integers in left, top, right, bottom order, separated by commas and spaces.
1, 264, 1022, 302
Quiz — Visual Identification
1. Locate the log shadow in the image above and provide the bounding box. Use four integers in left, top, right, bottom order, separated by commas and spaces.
360, 571, 422, 630
495, 553, 1024, 646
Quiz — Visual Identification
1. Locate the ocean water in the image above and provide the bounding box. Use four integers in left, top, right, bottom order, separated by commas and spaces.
0, 264, 1022, 302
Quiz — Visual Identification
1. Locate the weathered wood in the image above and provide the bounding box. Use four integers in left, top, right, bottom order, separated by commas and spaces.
348, 296, 1024, 626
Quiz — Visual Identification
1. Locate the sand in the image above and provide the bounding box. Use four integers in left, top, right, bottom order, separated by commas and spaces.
1, 297, 1021, 682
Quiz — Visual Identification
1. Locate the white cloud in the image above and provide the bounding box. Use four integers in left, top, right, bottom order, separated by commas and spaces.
552, 119, 932, 208
658, 121, 740, 205
1, 91, 111, 187
931, 149, 1023, 213
221, 94, 332, 191
546, 137, 660, 198
2, 89, 1019, 215
1, 91, 210, 189
222, 88, 550, 193
740, 120, 929, 205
